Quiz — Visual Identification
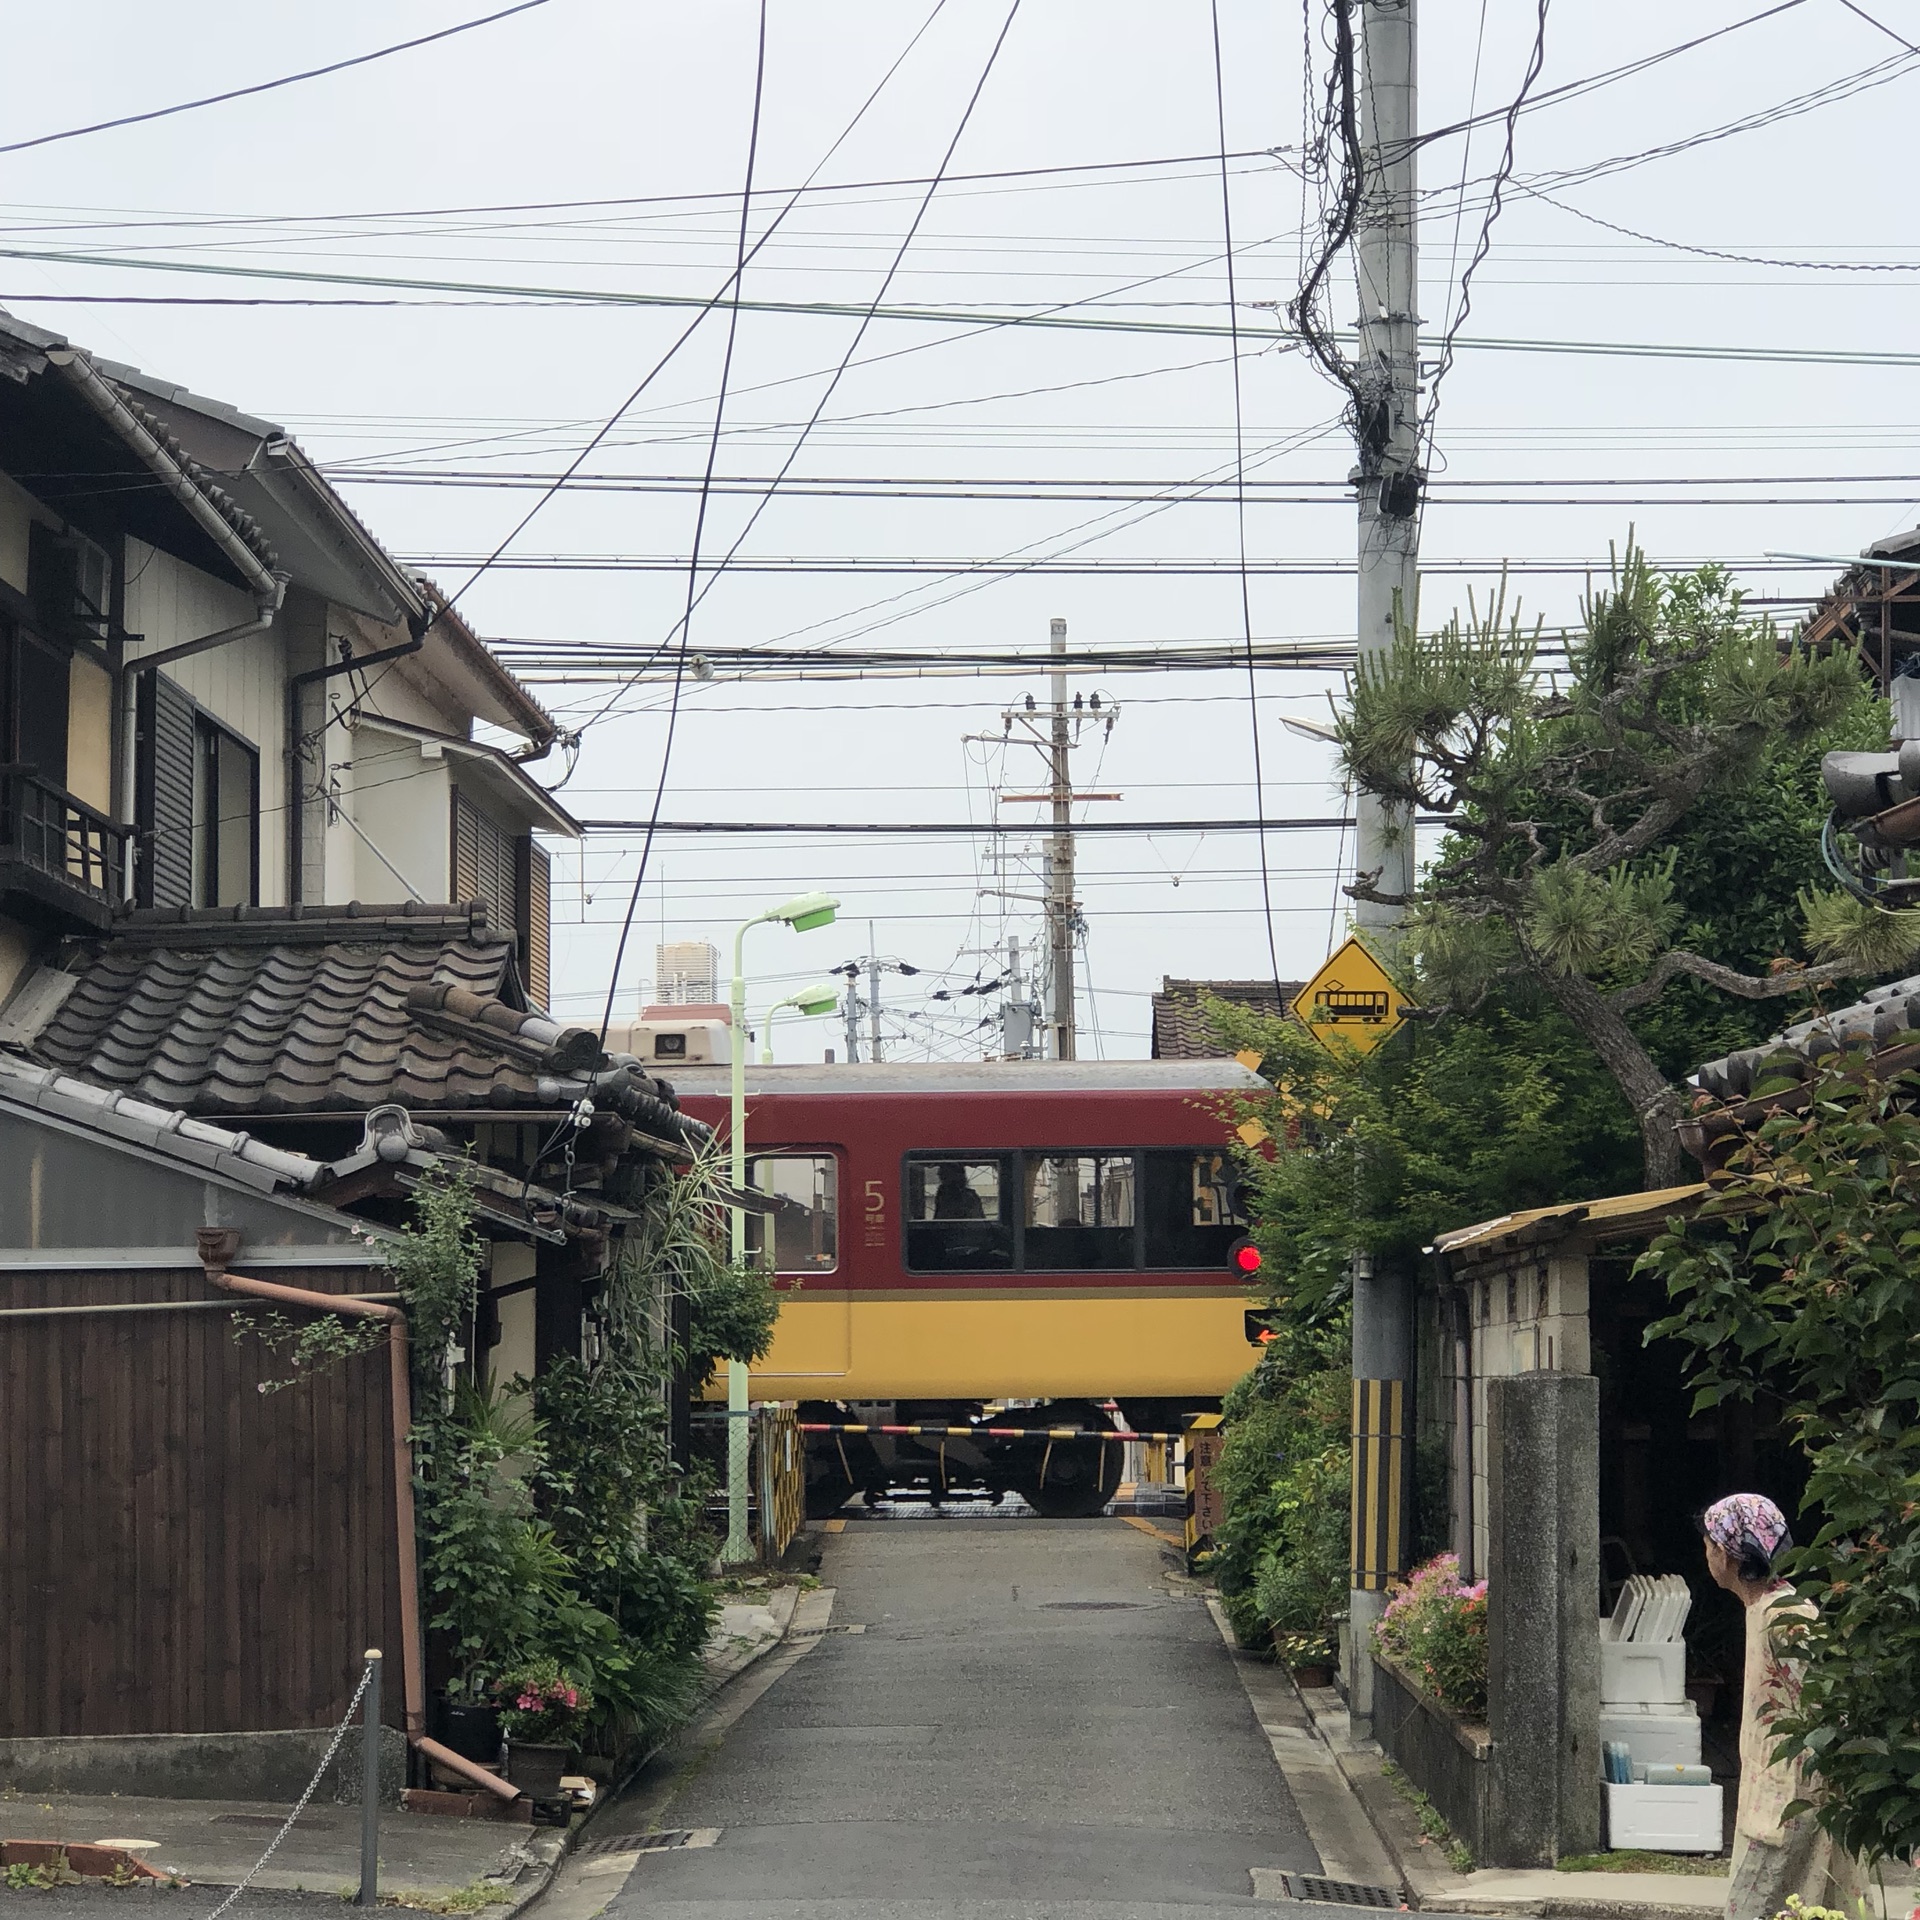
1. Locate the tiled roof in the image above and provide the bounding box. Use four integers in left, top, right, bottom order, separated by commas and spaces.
1690, 971, 1920, 1105
1150, 977, 1302, 1058
17, 908, 697, 1138
0, 1052, 326, 1194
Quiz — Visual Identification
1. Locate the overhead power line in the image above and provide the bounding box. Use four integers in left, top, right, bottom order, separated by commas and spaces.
0, 1, 555, 158
574, 815, 1452, 836
12, 239, 1920, 368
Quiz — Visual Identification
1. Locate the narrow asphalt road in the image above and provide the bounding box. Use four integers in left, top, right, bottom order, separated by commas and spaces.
599, 1515, 1323, 1918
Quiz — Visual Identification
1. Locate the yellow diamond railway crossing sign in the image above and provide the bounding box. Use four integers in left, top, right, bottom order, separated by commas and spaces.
1291, 936, 1411, 1055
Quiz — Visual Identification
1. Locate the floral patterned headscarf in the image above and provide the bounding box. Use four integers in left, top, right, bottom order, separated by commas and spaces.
1703, 1492, 1789, 1567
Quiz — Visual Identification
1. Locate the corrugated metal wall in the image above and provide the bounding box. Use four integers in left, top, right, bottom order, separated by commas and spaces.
0, 1266, 405, 1738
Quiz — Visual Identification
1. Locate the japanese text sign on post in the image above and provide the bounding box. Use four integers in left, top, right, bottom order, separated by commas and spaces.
1290, 936, 1410, 1056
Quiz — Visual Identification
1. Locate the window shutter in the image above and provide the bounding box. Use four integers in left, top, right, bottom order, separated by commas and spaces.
135, 670, 196, 909
450, 787, 481, 906
450, 784, 517, 935
519, 837, 551, 1008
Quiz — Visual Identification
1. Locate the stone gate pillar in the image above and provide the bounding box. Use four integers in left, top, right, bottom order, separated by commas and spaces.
1486, 1371, 1602, 1866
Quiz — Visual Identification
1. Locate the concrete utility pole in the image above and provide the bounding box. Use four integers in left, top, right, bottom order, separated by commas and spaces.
867, 924, 885, 1062
842, 969, 861, 1064
1048, 617, 1076, 1062
1347, 0, 1420, 1732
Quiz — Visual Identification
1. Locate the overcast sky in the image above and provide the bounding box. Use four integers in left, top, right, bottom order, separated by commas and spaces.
4, 0, 1914, 1055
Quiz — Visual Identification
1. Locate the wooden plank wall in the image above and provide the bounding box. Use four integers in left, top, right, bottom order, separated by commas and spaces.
0, 1267, 404, 1738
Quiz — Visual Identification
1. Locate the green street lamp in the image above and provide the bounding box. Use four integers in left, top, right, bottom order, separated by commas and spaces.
761, 981, 842, 1064
724, 893, 840, 1563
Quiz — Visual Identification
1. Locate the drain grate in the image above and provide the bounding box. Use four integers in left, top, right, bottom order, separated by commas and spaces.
1271, 1873, 1399, 1908
1039, 1600, 1152, 1611
577, 1828, 709, 1857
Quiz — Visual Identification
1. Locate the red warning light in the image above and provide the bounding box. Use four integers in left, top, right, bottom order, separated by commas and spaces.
1229, 1237, 1263, 1276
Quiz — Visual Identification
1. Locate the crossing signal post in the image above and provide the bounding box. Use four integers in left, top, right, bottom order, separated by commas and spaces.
1228, 1236, 1263, 1280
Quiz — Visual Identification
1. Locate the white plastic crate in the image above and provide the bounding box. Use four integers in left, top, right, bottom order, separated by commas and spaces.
1604, 1781, 1723, 1853
1600, 1640, 1687, 1708
1600, 1704, 1702, 1768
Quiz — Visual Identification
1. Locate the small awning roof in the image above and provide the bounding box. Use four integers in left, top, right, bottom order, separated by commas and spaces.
353, 714, 580, 837
1428, 1183, 1708, 1262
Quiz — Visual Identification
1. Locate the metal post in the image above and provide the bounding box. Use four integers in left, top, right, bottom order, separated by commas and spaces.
357, 1649, 381, 1907
867, 923, 884, 1062
1347, 0, 1420, 1731
1048, 616, 1076, 1061
725, 923, 757, 1565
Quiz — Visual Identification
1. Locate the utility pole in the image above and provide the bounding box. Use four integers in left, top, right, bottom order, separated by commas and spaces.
867, 924, 884, 1062
1047, 617, 1076, 1061
1346, 0, 1420, 1733
966, 620, 1118, 1062
842, 968, 861, 1064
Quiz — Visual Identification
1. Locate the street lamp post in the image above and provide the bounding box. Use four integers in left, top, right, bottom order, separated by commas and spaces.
760, 982, 842, 1065
725, 893, 839, 1564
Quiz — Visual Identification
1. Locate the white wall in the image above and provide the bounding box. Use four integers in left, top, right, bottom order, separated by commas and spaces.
123, 541, 288, 905
344, 723, 450, 905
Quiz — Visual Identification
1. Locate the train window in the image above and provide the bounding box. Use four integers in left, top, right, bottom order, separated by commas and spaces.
904, 1157, 1014, 1271
1142, 1150, 1247, 1268
1023, 1154, 1137, 1270
744, 1154, 839, 1275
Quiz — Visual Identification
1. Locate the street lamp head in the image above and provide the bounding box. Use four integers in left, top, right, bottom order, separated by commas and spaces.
789, 981, 841, 1017
1280, 715, 1340, 744
772, 890, 840, 932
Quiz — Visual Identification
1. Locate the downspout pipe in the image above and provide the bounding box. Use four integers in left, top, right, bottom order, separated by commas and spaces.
286, 615, 429, 905
194, 1232, 520, 1806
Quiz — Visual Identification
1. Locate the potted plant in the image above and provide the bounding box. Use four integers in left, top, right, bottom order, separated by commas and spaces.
495, 1658, 594, 1798
1273, 1627, 1338, 1690
433, 1678, 503, 1766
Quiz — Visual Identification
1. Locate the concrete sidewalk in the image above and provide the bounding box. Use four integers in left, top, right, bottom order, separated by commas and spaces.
0, 1583, 815, 1910
0, 1788, 557, 1900
1209, 1601, 1917, 1918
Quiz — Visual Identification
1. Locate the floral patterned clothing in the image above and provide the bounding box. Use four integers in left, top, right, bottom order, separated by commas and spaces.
1727, 1587, 1863, 1920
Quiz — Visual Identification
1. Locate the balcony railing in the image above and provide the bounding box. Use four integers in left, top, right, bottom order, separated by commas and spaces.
0, 765, 130, 914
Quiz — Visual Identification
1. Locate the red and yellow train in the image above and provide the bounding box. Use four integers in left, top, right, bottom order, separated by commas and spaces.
670, 1057, 1265, 1516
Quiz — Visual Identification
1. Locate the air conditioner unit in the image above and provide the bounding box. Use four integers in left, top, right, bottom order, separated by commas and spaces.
604, 1008, 731, 1066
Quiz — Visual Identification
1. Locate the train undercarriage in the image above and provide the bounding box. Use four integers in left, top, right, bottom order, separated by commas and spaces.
797, 1398, 1214, 1521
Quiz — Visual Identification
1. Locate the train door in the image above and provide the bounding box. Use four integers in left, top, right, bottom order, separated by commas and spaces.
744, 1149, 850, 1379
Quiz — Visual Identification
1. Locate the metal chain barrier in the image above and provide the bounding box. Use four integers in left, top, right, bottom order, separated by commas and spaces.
202, 1659, 376, 1920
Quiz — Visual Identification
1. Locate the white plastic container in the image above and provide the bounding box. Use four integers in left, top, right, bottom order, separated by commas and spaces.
1600, 1640, 1687, 1708
1599, 1704, 1702, 1768
1605, 1781, 1723, 1853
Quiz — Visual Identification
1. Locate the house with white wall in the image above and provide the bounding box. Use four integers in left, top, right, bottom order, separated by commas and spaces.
0, 307, 575, 1010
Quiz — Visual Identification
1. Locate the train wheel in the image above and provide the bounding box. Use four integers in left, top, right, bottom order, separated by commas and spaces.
991, 1402, 1124, 1520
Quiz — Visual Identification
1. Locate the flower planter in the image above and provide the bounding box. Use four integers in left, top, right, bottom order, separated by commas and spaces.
1370, 1651, 1494, 1866
435, 1701, 503, 1765
506, 1741, 573, 1799
1290, 1663, 1337, 1689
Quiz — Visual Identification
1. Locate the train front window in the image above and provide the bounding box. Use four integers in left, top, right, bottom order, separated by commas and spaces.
905, 1157, 1013, 1271
1142, 1150, 1247, 1268
744, 1154, 839, 1275
1023, 1155, 1136, 1270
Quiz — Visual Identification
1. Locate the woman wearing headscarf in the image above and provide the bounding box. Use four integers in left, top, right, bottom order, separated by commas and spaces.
1704, 1493, 1864, 1920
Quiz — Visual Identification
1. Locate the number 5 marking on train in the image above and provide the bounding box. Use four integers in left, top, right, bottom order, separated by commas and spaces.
864, 1177, 886, 1247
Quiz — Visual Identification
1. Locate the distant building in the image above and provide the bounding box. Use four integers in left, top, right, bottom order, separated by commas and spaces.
655, 940, 720, 1004
1150, 977, 1301, 1059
